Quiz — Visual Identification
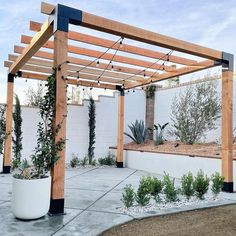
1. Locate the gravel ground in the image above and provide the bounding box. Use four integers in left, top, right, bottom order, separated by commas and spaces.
102, 204, 236, 236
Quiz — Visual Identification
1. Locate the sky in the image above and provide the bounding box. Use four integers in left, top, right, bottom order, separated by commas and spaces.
0, 0, 236, 103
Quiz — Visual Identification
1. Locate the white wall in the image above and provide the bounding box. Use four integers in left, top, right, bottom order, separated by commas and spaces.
154, 79, 236, 143
20, 90, 145, 162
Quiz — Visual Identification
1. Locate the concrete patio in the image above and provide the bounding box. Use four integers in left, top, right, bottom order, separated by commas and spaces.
0, 167, 236, 236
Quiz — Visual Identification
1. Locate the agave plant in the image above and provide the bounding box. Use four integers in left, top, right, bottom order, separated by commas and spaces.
153, 122, 169, 145
124, 120, 147, 144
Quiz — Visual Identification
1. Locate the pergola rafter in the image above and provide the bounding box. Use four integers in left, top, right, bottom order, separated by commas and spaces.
3, 2, 234, 216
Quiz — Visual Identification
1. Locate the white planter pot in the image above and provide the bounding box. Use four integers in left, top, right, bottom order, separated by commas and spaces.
12, 176, 51, 220
0, 154, 3, 173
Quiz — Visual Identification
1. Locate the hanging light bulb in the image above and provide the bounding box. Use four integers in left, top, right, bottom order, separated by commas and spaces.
97, 80, 101, 86
96, 60, 100, 67
104, 88, 107, 91
120, 37, 124, 48
144, 70, 146, 78
121, 83, 124, 89
82, 88, 85, 91
141, 87, 144, 90
133, 90, 135, 93
90, 87, 93, 90
25, 79, 27, 82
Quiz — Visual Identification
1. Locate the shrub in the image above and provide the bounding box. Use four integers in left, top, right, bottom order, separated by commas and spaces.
88, 97, 96, 165
163, 172, 178, 202
211, 172, 224, 196
12, 95, 23, 168
121, 184, 135, 208
193, 170, 210, 200
149, 176, 163, 202
169, 80, 221, 144
124, 120, 147, 144
153, 123, 169, 145
70, 153, 80, 168
0, 105, 7, 155
98, 152, 116, 166
181, 172, 195, 199
81, 156, 88, 166
135, 177, 151, 206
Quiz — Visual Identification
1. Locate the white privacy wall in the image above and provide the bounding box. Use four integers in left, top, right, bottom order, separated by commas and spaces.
154, 79, 236, 143
20, 90, 146, 162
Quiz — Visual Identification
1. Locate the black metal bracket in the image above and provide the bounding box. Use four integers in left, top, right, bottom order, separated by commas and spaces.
49, 4, 83, 32
116, 85, 125, 96
221, 52, 234, 72
7, 73, 15, 83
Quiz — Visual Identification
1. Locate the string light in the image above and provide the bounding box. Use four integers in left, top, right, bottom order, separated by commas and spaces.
144, 70, 146, 78
97, 80, 101, 86
96, 60, 100, 67
25, 79, 27, 82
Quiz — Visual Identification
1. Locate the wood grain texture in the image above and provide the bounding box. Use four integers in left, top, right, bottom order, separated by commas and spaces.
117, 95, 124, 163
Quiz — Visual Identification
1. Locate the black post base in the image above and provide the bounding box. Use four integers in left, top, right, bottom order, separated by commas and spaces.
49, 198, 64, 215
2, 166, 11, 174
222, 182, 234, 193
116, 162, 123, 168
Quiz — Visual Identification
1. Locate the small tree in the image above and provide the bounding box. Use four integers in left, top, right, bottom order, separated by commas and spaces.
24, 82, 45, 106
0, 105, 7, 155
88, 97, 96, 164
170, 81, 221, 144
12, 95, 23, 168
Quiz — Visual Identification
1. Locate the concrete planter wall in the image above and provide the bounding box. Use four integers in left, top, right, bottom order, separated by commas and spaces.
110, 148, 236, 189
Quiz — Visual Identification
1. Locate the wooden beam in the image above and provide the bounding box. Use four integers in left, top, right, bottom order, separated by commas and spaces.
221, 69, 233, 192
125, 60, 217, 89
117, 91, 124, 167
3, 77, 14, 173
19, 71, 117, 90
8, 54, 144, 82
5, 61, 123, 85
9, 21, 53, 74
30, 21, 197, 66
21, 35, 175, 72
81, 12, 222, 60
41, 2, 55, 15
49, 31, 68, 214
14, 46, 159, 78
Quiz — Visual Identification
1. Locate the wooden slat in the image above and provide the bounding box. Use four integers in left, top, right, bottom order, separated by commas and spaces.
30, 21, 197, 66
9, 21, 53, 74
3, 81, 14, 168
20, 71, 116, 90
5, 61, 123, 84
221, 70, 233, 183
21, 35, 175, 72
117, 93, 124, 165
14, 46, 159, 78
41, 2, 55, 15
81, 12, 222, 60
8, 54, 144, 82
125, 60, 217, 89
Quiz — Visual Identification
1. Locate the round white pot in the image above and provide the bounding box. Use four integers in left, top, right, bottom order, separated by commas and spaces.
0, 154, 3, 173
12, 176, 51, 220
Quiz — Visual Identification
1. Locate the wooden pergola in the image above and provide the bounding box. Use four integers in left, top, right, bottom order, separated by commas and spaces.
3, 2, 234, 214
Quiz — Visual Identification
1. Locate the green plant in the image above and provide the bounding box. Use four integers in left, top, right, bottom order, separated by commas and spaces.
24, 82, 45, 106
81, 156, 88, 166
98, 152, 116, 166
211, 172, 224, 196
145, 85, 156, 99
152, 123, 169, 145
12, 95, 23, 168
121, 184, 135, 208
0, 105, 7, 155
169, 80, 221, 144
163, 172, 178, 202
124, 120, 147, 144
181, 172, 195, 200
88, 97, 96, 165
193, 170, 210, 200
14, 73, 65, 179
149, 176, 163, 202
70, 153, 80, 168
135, 177, 151, 206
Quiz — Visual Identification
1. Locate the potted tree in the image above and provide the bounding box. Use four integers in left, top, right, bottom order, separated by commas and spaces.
12, 74, 65, 220
0, 105, 7, 172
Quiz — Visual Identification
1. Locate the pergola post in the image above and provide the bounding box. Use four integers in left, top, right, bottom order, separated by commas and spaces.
221, 53, 234, 192
49, 30, 68, 214
2, 74, 14, 173
117, 89, 125, 168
